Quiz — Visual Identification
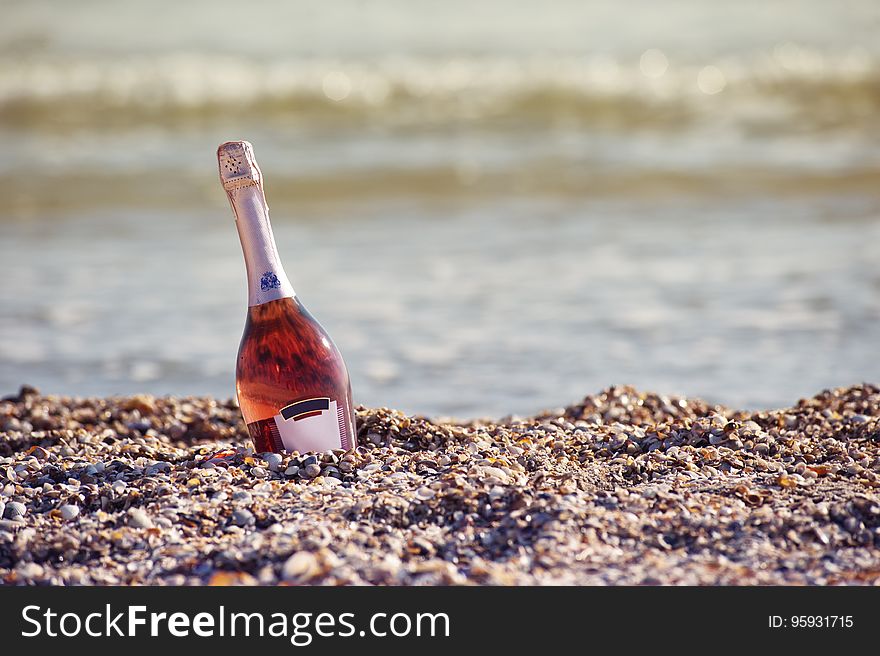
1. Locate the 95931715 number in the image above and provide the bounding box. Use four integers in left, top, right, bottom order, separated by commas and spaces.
768, 616, 853, 628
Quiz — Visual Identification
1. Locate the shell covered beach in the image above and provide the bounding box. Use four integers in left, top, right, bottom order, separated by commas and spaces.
1, 384, 879, 586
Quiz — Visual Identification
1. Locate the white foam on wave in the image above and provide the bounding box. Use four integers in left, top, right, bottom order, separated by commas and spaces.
0, 50, 876, 123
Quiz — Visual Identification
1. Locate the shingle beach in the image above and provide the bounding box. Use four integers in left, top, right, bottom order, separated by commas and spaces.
2, 384, 879, 585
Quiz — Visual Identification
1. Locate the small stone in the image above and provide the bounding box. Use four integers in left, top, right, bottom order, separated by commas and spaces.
59, 505, 80, 521
302, 455, 319, 467
111, 480, 127, 494
232, 491, 253, 503
146, 462, 171, 475
302, 464, 321, 479
22, 383, 41, 396
284, 465, 300, 477
127, 508, 154, 529
231, 509, 255, 527
168, 422, 187, 439
416, 486, 436, 500
480, 466, 510, 484
262, 452, 283, 471
282, 551, 320, 582
4, 501, 27, 520
123, 394, 156, 415
777, 474, 797, 489
0, 417, 22, 432
408, 537, 435, 556
16, 562, 44, 579
322, 465, 342, 479
843, 517, 861, 533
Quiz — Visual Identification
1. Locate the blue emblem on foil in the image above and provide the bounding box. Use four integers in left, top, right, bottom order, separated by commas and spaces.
260, 271, 281, 291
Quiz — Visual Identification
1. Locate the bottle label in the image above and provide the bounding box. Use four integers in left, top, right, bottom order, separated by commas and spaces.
269, 397, 351, 453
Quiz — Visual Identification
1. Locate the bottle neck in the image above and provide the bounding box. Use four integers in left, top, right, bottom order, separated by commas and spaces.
226, 183, 295, 307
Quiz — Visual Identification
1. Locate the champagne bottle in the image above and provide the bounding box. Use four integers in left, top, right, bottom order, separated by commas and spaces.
217, 140, 357, 454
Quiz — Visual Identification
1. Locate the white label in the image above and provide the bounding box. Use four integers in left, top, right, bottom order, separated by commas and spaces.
272, 397, 347, 453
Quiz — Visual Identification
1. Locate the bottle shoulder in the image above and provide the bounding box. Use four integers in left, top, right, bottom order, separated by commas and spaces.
243, 297, 327, 336
237, 297, 348, 378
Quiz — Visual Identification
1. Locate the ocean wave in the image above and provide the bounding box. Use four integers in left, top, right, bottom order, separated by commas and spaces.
1, 50, 878, 131
4, 165, 879, 220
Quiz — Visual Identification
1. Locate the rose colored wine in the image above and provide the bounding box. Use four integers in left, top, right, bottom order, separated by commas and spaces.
217, 140, 356, 454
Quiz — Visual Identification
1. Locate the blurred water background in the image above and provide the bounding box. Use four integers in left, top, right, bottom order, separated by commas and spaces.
1, 1, 880, 417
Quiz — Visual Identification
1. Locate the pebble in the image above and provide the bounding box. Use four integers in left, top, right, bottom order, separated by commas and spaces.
59, 505, 80, 521
127, 508, 154, 529
231, 508, 255, 527
302, 464, 322, 478
416, 486, 436, 500
262, 452, 283, 471
322, 465, 342, 479
282, 551, 320, 582
123, 394, 156, 415
480, 466, 510, 483
4, 501, 27, 520
16, 562, 44, 579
